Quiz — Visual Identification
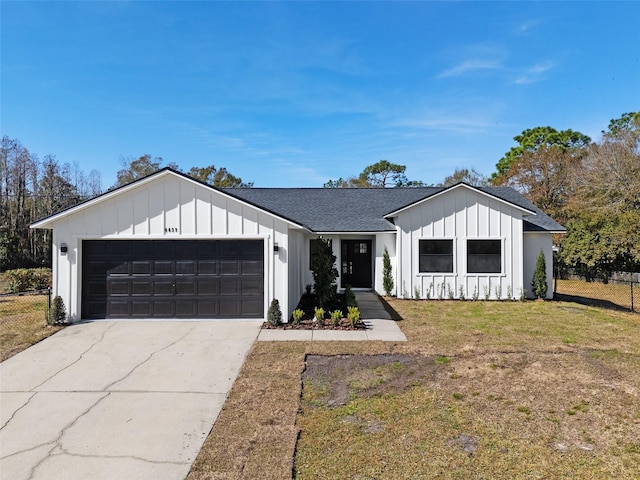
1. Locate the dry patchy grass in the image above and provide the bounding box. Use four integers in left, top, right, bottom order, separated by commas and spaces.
188, 300, 640, 479
0, 293, 62, 362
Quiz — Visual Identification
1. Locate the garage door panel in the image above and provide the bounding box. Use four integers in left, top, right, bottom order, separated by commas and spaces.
109, 280, 130, 296
242, 260, 263, 275
219, 261, 240, 275
153, 280, 174, 296
176, 261, 195, 275
197, 278, 219, 295
131, 281, 152, 295
82, 239, 264, 319
219, 280, 240, 295
241, 299, 263, 316
197, 260, 218, 275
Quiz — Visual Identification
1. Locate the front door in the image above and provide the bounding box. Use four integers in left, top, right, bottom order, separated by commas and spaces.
341, 240, 373, 288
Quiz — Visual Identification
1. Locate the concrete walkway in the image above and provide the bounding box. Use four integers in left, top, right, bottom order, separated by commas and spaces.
0, 320, 262, 480
258, 292, 406, 342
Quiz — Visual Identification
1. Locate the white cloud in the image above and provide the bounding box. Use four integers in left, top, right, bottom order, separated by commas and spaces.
513, 60, 557, 84
437, 59, 503, 78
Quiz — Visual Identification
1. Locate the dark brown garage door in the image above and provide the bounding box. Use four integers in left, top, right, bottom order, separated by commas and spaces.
82, 240, 264, 319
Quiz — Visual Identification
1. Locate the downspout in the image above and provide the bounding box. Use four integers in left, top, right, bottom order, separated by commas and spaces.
395, 223, 401, 298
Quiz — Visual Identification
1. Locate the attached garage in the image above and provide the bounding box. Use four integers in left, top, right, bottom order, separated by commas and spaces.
82, 239, 264, 319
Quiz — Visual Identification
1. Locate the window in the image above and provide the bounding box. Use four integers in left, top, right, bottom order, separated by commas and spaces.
419, 240, 453, 273
467, 239, 501, 273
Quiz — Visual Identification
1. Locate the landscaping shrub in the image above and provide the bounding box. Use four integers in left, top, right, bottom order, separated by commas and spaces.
532, 250, 548, 299
4, 268, 51, 293
330, 309, 342, 327
347, 306, 360, 328
344, 284, 357, 308
292, 308, 304, 325
310, 238, 338, 308
314, 307, 325, 326
382, 246, 394, 296
49, 295, 67, 325
267, 299, 282, 326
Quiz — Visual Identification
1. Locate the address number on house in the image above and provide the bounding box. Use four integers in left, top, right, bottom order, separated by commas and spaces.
164, 227, 178, 233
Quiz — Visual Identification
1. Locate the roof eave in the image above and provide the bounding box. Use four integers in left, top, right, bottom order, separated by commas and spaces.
384, 182, 536, 218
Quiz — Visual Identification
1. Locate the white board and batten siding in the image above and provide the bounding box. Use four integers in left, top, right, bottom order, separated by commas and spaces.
48, 173, 291, 321
394, 186, 526, 300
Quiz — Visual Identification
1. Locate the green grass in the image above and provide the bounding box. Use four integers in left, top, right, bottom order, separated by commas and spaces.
188, 299, 640, 480
0, 293, 62, 362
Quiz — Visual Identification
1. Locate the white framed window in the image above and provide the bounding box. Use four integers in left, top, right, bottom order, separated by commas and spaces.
419, 239, 454, 273
467, 239, 502, 274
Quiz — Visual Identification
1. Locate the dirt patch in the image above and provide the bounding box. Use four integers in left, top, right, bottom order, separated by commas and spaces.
302, 353, 441, 406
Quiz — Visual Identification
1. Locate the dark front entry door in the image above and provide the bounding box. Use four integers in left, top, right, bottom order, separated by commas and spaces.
341, 240, 373, 288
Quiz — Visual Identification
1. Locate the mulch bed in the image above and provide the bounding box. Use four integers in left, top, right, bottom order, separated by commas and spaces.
262, 318, 367, 330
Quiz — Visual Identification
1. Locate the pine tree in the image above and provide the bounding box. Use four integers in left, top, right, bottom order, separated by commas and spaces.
382, 246, 394, 296
532, 250, 548, 299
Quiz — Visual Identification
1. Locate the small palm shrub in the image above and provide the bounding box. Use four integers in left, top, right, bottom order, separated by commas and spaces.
347, 306, 360, 328
267, 299, 282, 326
291, 308, 304, 325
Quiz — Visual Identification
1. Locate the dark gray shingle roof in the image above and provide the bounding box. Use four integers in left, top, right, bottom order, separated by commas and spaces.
224, 185, 565, 233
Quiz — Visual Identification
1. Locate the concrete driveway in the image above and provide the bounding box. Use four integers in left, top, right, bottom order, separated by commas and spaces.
0, 320, 262, 480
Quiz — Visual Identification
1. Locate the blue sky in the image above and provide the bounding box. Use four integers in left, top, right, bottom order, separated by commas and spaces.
2, 1, 639, 188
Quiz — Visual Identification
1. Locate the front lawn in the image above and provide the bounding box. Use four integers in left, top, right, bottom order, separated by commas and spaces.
0, 293, 62, 362
187, 300, 640, 479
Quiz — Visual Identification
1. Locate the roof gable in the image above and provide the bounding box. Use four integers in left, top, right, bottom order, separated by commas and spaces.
31, 168, 305, 229
383, 182, 536, 218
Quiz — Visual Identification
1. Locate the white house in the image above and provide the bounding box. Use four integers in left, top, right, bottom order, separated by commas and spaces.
31, 168, 564, 322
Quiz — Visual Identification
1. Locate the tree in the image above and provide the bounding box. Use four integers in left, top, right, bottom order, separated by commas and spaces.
439, 168, 489, 187
495, 145, 584, 223
310, 238, 338, 307
186, 165, 253, 188
382, 246, 394, 296
493, 126, 591, 180
324, 160, 423, 188
560, 112, 640, 278
531, 250, 548, 299
114, 154, 169, 188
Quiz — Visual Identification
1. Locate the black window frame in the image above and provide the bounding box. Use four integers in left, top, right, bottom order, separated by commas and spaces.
467, 239, 502, 274
418, 239, 454, 273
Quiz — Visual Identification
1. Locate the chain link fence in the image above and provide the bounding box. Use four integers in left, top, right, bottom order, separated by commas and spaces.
554, 274, 639, 313
0, 288, 60, 362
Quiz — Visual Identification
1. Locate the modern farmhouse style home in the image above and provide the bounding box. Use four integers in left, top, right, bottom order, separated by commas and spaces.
31, 168, 564, 323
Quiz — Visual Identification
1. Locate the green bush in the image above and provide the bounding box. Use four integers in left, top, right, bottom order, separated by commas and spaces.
292, 308, 304, 325
49, 295, 67, 325
382, 246, 394, 296
532, 250, 548, 299
347, 306, 360, 328
3, 268, 51, 293
344, 284, 357, 307
314, 307, 325, 326
267, 299, 282, 326
310, 238, 338, 308
330, 309, 342, 327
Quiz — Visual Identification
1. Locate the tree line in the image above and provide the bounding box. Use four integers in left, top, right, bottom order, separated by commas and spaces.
0, 143, 250, 270
2, 111, 638, 280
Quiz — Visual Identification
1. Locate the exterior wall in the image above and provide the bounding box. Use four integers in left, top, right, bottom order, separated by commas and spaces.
394, 187, 525, 300
48, 173, 291, 321
523, 232, 554, 299
287, 229, 307, 321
